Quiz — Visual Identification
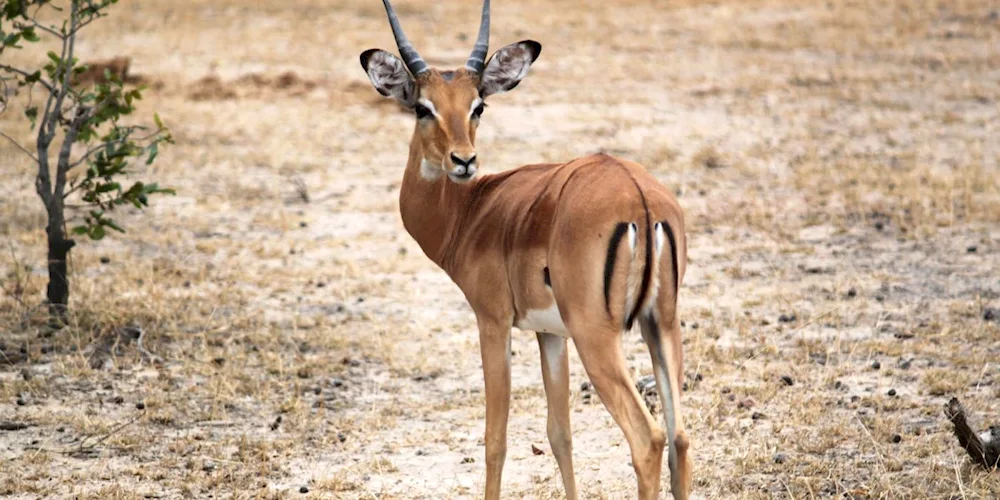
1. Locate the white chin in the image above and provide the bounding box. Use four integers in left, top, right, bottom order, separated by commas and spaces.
448, 172, 475, 183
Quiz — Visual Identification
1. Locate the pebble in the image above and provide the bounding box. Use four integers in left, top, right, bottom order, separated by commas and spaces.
892, 434, 902, 443
888, 389, 897, 397
299, 486, 309, 494
871, 360, 881, 370
778, 314, 796, 323
773, 453, 787, 464
780, 375, 794, 386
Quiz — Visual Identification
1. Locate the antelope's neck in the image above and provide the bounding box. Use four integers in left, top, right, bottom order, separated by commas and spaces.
398, 130, 473, 272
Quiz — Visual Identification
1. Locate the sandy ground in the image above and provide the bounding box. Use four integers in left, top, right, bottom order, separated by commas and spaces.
2, 0, 1000, 498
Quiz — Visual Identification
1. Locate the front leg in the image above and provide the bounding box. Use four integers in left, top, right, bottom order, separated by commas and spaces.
477, 316, 512, 500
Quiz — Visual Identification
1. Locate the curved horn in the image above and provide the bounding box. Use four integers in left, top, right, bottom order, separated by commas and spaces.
381, 0, 428, 75
464, 0, 490, 73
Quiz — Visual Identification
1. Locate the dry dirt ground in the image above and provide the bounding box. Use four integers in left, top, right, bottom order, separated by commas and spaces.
2, 0, 1000, 498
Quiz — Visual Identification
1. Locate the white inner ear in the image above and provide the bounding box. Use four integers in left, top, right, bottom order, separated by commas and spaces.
481, 45, 533, 96
366, 51, 415, 104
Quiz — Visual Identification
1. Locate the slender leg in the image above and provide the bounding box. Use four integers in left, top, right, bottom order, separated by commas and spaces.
537, 332, 578, 499
573, 328, 666, 500
640, 314, 691, 500
478, 317, 512, 500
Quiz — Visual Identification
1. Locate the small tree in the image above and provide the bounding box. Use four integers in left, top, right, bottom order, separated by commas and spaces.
0, 0, 173, 326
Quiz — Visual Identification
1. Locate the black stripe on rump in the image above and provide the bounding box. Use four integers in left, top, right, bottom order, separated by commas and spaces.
603, 222, 631, 316
660, 220, 680, 297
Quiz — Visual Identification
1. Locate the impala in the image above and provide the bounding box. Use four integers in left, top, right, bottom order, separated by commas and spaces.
359, 0, 691, 498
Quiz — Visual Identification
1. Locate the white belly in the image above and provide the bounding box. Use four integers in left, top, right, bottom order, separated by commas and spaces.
514, 303, 568, 336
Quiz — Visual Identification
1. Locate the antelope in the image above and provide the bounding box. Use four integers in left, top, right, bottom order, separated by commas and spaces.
359, 0, 691, 498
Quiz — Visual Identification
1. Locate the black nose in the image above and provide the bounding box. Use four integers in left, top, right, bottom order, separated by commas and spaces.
450, 153, 476, 167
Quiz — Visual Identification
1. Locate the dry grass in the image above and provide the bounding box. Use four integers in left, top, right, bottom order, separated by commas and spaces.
2, 0, 1000, 498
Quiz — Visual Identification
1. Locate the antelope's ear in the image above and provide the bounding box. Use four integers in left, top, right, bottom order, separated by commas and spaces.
360, 49, 417, 107
478, 40, 541, 98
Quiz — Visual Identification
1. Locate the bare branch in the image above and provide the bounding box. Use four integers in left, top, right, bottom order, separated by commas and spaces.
54, 107, 90, 200
0, 130, 40, 163
13, 18, 63, 40
0, 64, 57, 93
47, 2, 78, 147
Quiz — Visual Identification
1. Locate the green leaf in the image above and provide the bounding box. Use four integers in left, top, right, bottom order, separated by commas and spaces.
24, 70, 41, 83
146, 142, 158, 165
95, 182, 120, 193
71, 226, 89, 235
90, 225, 106, 240
104, 219, 125, 233
21, 27, 39, 42
46, 50, 60, 65
153, 112, 163, 130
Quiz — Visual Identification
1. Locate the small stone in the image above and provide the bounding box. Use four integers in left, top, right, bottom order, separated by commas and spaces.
203, 461, 216, 472
773, 453, 787, 464
16, 398, 26, 406
57, 426, 65, 432
331, 378, 344, 388
690, 322, 699, 330
967, 245, 977, 253
20, 369, 32, 381
778, 314, 796, 324
299, 222, 308, 228
337, 432, 346, 443
780, 375, 794, 386
111, 395, 124, 405
871, 360, 881, 370
874, 221, 884, 231
313, 387, 321, 395
891, 434, 902, 444
984, 308, 998, 322
751, 412, 766, 420
846, 288, 857, 298
580, 381, 592, 392
888, 389, 897, 397
531, 444, 545, 455
461, 457, 475, 464
415, 449, 427, 456
100, 256, 111, 264
899, 359, 912, 370
270, 415, 283, 431
299, 486, 309, 494
136, 401, 145, 410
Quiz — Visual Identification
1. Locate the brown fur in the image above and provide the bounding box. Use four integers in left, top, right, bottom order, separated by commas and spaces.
380, 64, 693, 500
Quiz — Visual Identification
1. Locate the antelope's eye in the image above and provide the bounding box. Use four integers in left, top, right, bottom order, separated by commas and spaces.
472, 103, 486, 118
414, 104, 433, 120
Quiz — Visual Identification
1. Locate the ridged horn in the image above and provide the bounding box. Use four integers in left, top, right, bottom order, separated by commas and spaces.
381, 0, 428, 75
464, 0, 490, 73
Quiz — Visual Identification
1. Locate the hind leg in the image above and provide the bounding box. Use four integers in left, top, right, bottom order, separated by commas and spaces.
572, 325, 665, 500
640, 314, 692, 500
537, 332, 578, 499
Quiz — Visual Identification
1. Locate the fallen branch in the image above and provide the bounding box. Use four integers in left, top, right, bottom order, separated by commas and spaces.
944, 397, 1000, 471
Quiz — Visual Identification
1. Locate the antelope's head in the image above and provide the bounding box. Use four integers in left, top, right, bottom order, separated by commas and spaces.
360, 0, 540, 183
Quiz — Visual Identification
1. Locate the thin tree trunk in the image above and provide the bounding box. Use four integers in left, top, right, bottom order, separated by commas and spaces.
45, 209, 74, 327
